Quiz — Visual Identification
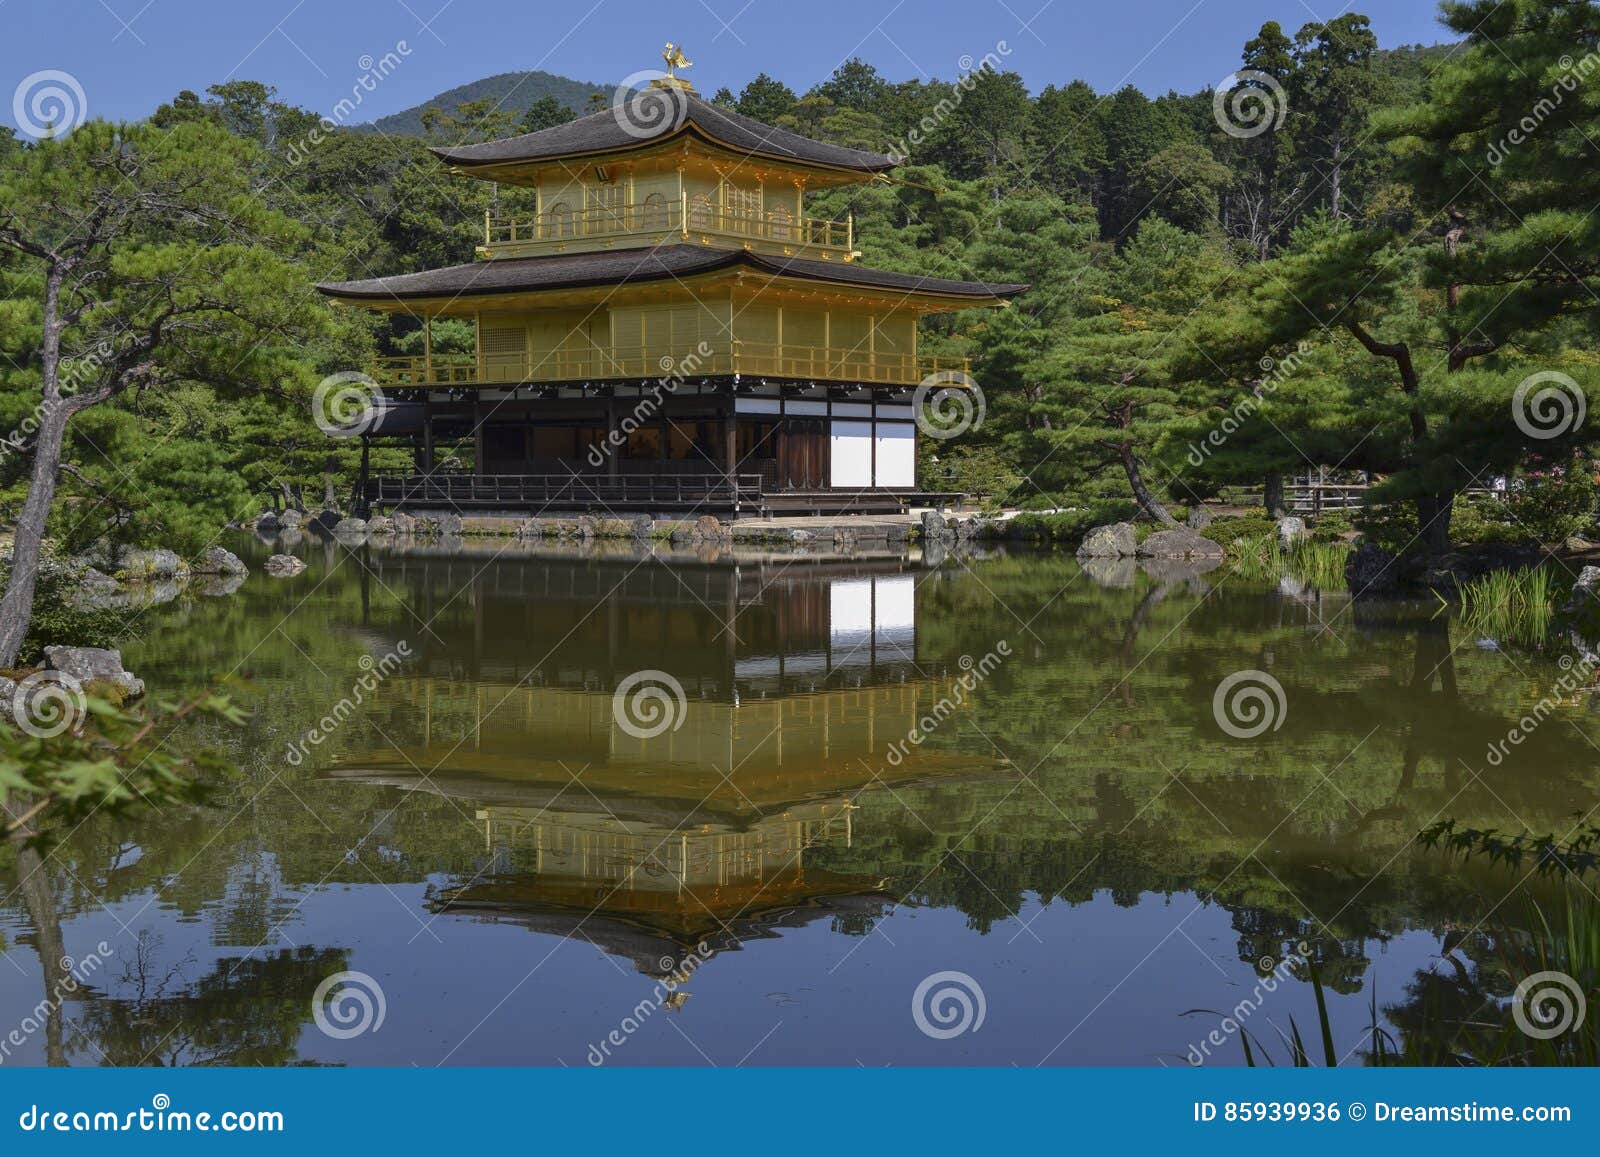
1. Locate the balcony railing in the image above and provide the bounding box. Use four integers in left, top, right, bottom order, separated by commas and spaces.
372, 344, 970, 389
479, 197, 855, 261
366, 472, 767, 513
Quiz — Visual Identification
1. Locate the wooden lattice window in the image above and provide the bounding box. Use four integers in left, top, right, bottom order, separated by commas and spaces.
725, 185, 761, 220
546, 202, 573, 239
588, 183, 625, 229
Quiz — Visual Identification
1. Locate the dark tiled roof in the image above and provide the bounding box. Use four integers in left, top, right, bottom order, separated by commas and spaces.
431, 92, 895, 173
316, 246, 1028, 303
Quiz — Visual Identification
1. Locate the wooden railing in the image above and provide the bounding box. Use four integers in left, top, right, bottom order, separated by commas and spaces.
1245, 483, 1513, 516
371, 345, 970, 389
366, 472, 767, 513
481, 197, 854, 260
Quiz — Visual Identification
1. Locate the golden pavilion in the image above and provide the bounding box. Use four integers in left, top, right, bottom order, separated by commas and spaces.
317, 53, 1025, 517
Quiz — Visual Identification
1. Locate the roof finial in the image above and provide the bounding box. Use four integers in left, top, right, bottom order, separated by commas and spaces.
662, 42, 692, 81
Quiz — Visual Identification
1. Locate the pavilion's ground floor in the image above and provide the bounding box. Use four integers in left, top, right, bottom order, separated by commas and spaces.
356, 380, 952, 517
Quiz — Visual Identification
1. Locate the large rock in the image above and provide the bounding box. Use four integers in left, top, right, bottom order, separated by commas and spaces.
309, 509, 342, 532
263, 554, 307, 576
1079, 556, 1137, 589
390, 512, 417, 536
366, 516, 394, 535
193, 546, 248, 576
1345, 543, 1399, 597
1562, 565, 1600, 615
1076, 521, 1138, 558
195, 573, 246, 598
1419, 543, 1544, 593
920, 510, 954, 545
114, 548, 189, 582
630, 515, 655, 540
1185, 507, 1214, 530
1277, 516, 1307, 549
76, 567, 120, 594
255, 511, 282, 535
690, 515, 730, 544
277, 509, 304, 529
43, 645, 144, 699
333, 518, 368, 535
1135, 527, 1223, 560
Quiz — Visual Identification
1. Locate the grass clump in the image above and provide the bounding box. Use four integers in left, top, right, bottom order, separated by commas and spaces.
1454, 565, 1559, 645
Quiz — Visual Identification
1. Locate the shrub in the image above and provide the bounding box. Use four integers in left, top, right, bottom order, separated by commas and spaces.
1008, 500, 1139, 544
0, 557, 124, 668
1504, 460, 1598, 544
1201, 515, 1277, 546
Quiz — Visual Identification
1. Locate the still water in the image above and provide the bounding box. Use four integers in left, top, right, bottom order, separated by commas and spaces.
1, 535, 1592, 1066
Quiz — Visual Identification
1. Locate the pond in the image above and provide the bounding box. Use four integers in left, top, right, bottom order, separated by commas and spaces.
1, 534, 1592, 1066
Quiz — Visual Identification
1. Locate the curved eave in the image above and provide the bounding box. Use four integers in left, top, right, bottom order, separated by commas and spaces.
429, 121, 896, 183
316, 248, 1027, 317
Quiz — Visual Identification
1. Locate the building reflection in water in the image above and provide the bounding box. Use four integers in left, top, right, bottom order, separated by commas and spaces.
330, 555, 1006, 976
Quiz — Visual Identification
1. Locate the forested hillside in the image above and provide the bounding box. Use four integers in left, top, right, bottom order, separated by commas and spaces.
364, 69, 606, 136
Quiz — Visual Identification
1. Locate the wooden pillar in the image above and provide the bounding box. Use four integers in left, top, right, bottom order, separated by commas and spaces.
605, 397, 619, 478
421, 400, 435, 472
354, 433, 371, 516
473, 400, 485, 476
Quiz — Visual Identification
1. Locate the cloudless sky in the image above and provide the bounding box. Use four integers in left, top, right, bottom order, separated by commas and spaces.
4, 0, 1454, 135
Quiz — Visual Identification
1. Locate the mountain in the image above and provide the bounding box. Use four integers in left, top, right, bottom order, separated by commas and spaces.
365, 70, 608, 136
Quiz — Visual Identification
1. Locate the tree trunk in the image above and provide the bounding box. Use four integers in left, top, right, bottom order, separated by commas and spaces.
6, 802, 69, 1066
1415, 491, 1454, 554
0, 266, 67, 670
1263, 472, 1286, 518
1329, 138, 1344, 220
1119, 445, 1179, 527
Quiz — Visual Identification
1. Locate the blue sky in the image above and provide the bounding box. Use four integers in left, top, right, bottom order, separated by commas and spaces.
4, 0, 1454, 135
